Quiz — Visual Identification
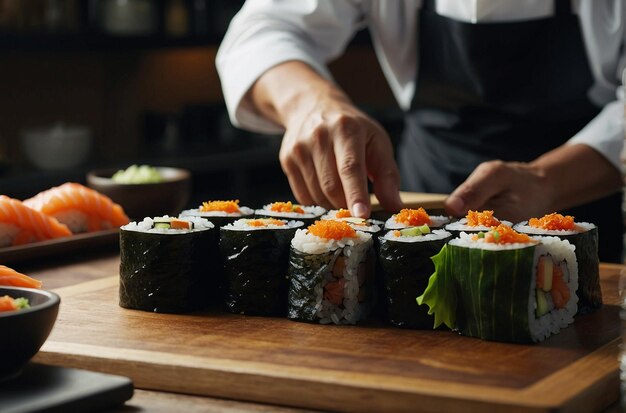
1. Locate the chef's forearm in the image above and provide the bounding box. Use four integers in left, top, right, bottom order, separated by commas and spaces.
246, 61, 350, 127
530, 143, 623, 212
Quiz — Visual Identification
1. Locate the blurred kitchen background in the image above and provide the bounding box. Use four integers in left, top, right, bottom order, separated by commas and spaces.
0, 0, 404, 208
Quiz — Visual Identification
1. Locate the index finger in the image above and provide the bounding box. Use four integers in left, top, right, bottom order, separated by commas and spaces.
332, 119, 370, 218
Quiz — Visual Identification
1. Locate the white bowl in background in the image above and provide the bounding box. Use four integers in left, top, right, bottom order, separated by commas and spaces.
20, 123, 92, 170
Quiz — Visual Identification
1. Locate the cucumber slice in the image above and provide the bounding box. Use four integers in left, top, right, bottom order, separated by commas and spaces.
418, 224, 431, 234
400, 227, 423, 237
536, 288, 549, 317
542, 259, 553, 292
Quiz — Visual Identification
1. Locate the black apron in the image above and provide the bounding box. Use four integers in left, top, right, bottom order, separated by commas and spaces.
399, 0, 623, 262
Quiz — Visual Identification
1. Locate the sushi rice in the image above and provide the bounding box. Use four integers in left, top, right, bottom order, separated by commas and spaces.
384, 214, 450, 230
321, 209, 383, 234
180, 206, 254, 218
256, 203, 326, 220
446, 218, 513, 233
223, 218, 303, 231
382, 229, 451, 243
122, 216, 214, 233
514, 221, 596, 236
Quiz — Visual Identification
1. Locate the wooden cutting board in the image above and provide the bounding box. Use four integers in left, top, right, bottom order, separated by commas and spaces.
371, 191, 448, 211
35, 264, 622, 413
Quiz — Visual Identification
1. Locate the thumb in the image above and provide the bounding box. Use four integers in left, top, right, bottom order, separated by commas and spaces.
445, 161, 509, 216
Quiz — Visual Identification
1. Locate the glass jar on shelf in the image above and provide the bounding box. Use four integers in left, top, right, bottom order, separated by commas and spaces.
98, 0, 157, 36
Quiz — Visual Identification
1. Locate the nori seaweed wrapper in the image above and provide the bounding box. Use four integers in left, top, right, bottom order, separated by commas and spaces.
377, 234, 451, 328
220, 225, 300, 316
119, 227, 216, 313
183, 214, 247, 228
288, 248, 338, 322
418, 243, 538, 343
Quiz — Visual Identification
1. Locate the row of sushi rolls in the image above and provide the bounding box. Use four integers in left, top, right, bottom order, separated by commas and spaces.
0, 182, 602, 344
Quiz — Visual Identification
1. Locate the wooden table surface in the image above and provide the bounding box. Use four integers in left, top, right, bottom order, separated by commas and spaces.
22, 250, 317, 413
17, 248, 625, 413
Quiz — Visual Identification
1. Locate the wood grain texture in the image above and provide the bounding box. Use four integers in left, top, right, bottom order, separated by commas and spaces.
370, 192, 447, 211
33, 260, 622, 413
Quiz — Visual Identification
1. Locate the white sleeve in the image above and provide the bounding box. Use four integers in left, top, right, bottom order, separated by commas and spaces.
567, 0, 625, 174
566, 99, 623, 173
216, 0, 368, 134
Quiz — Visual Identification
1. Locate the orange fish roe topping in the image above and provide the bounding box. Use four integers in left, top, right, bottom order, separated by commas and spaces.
308, 220, 357, 240
200, 200, 240, 213
247, 218, 286, 227
270, 201, 304, 214
466, 210, 500, 227
395, 208, 431, 226
528, 213, 575, 231
336, 209, 352, 218
474, 224, 533, 244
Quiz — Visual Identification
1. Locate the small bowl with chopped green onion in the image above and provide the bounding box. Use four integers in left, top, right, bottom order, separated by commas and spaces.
0, 287, 60, 381
86, 165, 192, 220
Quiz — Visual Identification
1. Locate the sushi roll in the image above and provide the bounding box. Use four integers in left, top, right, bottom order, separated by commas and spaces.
255, 201, 326, 226
378, 226, 452, 328
23, 183, 129, 233
417, 224, 578, 343
119, 216, 216, 313
288, 220, 375, 325
0, 195, 71, 246
321, 209, 386, 316
384, 207, 449, 231
180, 199, 254, 228
514, 213, 600, 314
220, 218, 303, 316
445, 210, 511, 237
321, 208, 383, 235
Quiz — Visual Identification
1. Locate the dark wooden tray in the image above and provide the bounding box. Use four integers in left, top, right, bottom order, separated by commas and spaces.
0, 229, 119, 264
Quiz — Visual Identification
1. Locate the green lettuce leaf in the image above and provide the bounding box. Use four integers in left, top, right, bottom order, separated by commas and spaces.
416, 244, 456, 329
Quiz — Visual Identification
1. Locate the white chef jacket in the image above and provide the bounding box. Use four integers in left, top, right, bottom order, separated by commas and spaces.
216, 0, 626, 171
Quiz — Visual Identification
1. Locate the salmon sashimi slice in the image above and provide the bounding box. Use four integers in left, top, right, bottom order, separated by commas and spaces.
0, 265, 42, 289
24, 183, 130, 233
0, 195, 71, 245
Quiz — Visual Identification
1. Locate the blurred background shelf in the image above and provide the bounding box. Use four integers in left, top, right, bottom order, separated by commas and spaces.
0, 134, 287, 207
0, 0, 396, 210
0, 33, 224, 52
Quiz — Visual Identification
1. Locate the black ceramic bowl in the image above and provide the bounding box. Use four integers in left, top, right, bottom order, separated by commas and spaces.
86, 167, 192, 220
0, 287, 60, 381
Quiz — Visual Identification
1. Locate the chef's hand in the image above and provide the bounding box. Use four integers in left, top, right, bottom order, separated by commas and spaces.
249, 61, 403, 218
444, 160, 549, 222
444, 144, 622, 222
